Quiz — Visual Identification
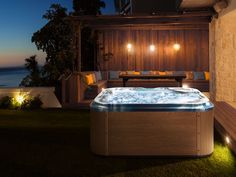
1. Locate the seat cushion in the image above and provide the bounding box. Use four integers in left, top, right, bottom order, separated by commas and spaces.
173, 71, 185, 75
95, 71, 102, 81
91, 80, 107, 88
109, 71, 120, 80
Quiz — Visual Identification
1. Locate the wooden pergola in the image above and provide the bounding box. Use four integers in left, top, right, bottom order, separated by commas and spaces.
69, 10, 214, 71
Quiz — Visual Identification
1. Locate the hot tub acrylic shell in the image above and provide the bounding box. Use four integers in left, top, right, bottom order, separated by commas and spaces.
90, 87, 214, 156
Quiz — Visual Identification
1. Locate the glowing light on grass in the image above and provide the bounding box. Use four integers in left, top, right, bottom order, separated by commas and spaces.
14, 93, 28, 106
16, 95, 25, 105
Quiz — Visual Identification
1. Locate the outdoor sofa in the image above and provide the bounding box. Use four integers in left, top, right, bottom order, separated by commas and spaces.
78, 71, 209, 101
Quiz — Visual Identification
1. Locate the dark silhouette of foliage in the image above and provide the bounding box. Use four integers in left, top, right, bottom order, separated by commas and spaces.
22, 1, 107, 86
0, 96, 12, 109
31, 4, 76, 86
73, 0, 105, 15
20, 55, 42, 87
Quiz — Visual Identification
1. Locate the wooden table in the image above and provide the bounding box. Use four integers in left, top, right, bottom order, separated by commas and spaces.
119, 74, 186, 87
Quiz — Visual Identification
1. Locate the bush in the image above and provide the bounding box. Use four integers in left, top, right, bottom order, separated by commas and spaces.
0, 96, 13, 109
0, 95, 43, 110
21, 95, 43, 110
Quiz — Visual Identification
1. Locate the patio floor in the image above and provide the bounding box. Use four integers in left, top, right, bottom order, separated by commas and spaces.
0, 109, 235, 177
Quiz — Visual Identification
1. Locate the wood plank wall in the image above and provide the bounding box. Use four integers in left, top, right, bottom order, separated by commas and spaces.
96, 26, 209, 71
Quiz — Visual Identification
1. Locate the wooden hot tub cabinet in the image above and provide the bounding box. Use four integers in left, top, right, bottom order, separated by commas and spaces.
90, 110, 214, 156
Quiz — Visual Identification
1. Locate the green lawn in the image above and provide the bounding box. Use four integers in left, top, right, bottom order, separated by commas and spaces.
0, 109, 235, 177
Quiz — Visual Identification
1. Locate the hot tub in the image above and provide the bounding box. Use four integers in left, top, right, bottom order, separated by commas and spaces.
90, 87, 214, 156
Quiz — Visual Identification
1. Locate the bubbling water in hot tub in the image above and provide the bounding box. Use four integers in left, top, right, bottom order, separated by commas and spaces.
95, 87, 209, 105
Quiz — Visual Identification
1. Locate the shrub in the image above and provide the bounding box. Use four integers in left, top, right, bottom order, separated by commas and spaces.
21, 95, 43, 110
0, 96, 13, 109
0, 95, 43, 110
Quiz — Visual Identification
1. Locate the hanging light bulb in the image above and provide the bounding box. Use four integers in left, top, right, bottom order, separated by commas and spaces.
127, 43, 132, 52
149, 44, 155, 52
173, 43, 181, 51
225, 136, 231, 144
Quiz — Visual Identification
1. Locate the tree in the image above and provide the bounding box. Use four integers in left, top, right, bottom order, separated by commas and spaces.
73, 0, 105, 15
20, 55, 42, 87
31, 4, 76, 86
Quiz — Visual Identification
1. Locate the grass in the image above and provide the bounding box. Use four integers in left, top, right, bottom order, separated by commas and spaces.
0, 109, 235, 177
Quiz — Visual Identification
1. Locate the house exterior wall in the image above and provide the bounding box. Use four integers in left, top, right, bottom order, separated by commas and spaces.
210, 2, 236, 102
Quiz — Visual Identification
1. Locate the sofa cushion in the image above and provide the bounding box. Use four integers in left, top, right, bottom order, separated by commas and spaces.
204, 71, 210, 81
193, 72, 205, 80
186, 71, 194, 80
133, 71, 140, 75
159, 71, 166, 76
85, 74, 96, 85
141, 71, 151, 75
127, 71, 135, 75
173, 71, 185, 75
165, 71, 173, 75
109, 71, 120, 80
90, 80, 107, 88
95, 71, 102, 81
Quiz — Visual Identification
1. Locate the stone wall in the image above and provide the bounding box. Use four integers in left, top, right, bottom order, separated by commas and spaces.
210, 3, 236, 102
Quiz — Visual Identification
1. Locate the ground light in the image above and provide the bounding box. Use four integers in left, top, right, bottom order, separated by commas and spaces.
15, 94, 25, 105
14, 93, 28, 106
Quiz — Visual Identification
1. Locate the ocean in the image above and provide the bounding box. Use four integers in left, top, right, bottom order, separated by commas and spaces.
0, 67, 29, 87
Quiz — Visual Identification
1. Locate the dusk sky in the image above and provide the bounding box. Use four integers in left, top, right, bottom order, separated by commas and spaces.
0, 0, 115, 68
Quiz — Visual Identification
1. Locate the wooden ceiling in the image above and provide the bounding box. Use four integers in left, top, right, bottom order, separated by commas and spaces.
180, 0, 216, 8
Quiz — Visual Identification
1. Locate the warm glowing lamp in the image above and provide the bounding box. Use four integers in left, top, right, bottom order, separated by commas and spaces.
149, 44, 155, 52
225, 136, 231, 144
15, 95, 25, 105
127, 43, 132, 52
173, 43, 181, 51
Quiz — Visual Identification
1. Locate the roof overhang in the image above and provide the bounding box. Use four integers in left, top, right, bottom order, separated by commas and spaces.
69, 11, 213, 29
180, 0, 216, 9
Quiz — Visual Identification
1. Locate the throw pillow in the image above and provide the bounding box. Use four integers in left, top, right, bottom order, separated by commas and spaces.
95, 71, 102, 81
165, 71, 173, 75
205, 72, 210, 81
186, 71, 194, 80
159, 71, 166, 76
85, 74, 95, 85
141, 71, 151, 75
109, 71, 120, 80
133, 71, 140, 75
193, 72, 205, 80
